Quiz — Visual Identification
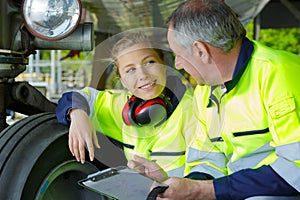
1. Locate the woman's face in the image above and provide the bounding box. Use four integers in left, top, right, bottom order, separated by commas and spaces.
116, 44, 166, 100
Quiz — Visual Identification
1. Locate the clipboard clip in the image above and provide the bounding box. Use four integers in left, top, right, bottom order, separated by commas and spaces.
86, 167, 123, 182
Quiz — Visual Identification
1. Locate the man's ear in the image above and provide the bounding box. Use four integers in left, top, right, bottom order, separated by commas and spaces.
192, 41, 210, 64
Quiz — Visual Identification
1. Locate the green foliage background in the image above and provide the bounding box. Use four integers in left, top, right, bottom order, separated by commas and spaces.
245, 22, 300, 55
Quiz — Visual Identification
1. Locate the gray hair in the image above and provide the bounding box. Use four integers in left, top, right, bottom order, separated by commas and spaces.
167, 0, 246, 52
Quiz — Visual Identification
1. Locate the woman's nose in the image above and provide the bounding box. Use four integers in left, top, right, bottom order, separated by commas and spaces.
137, 66, 149, 80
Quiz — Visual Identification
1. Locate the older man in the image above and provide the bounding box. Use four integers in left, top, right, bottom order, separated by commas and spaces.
128, 0, 300, 199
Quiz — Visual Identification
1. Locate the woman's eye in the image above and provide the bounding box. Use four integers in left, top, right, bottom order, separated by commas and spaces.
145, 60, 156, 65
126, 67, 135, 73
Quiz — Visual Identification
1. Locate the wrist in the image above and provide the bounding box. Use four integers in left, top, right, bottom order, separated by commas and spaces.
68, 108, 85, 119
193, 180, 216, 200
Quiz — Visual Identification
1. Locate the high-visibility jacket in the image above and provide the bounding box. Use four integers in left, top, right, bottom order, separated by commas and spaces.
186, 37, 300, 199
56, 76, 195, 177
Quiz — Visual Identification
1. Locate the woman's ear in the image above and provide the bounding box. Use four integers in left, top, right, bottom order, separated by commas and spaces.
192, 41, 211, 64
120, 77, 128, 88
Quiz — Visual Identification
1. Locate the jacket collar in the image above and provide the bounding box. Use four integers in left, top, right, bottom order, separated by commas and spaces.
224, 37, 254, 92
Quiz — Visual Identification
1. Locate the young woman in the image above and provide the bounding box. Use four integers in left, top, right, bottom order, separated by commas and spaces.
56, 31, 195, 177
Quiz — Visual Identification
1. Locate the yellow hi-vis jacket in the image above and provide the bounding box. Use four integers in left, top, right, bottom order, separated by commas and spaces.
186, 38, 300, 195
72, 85, 195, 177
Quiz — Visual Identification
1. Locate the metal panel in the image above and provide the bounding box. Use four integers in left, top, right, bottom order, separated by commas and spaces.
82, 0, 273, 35
260, 0, 300, 28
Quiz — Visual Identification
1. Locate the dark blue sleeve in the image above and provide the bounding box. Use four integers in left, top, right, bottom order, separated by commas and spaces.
185, 171, 214, 180
213, 165, 299, 200
56, 91, 90, 125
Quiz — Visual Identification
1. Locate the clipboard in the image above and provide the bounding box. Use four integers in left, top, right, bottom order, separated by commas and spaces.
78, 166, 168, 200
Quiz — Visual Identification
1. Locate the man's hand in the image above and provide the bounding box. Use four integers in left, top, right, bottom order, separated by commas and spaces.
157, 177, 216, 200
69, 108, 100, 163
127, 155, 169, 182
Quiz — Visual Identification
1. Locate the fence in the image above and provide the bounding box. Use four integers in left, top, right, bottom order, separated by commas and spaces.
16, 50, 92, 100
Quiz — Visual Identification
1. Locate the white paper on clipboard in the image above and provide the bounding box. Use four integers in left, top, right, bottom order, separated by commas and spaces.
78, 166, 168, 200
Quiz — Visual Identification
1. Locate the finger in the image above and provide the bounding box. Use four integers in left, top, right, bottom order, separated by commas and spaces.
157, 190, 169, 199
127, 160, 140, 169
134, 155, 159, 172
156, 195, 168, 200
73, 140, 80, 162
133, 164, 146, 173
68, 134, 74, 156
135, 165, 146, 173
127, 160, 145, 173
156, 196, 167, 200
127, 160, 135, 169
78, 141, 86, 164
86, 138, 94, 162
92, 130, 100, 149
134, 155, 154, 165
134, 154, 147, 162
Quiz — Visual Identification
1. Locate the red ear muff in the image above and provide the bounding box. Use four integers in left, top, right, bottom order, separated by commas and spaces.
122, 96, 167, 127
122, 96, 139, 126
134, 98, 167, 126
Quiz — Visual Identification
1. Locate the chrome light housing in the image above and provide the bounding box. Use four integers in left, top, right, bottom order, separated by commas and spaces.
22, 0, 82, 40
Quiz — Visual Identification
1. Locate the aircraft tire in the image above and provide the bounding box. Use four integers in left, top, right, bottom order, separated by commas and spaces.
0, 112, 106, 199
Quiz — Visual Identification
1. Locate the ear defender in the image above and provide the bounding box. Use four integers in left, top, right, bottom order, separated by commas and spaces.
122, 96, 167, 127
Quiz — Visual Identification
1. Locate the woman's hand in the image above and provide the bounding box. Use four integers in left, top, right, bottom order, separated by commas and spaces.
127, 155, 169, 182
69, 108, 100, 163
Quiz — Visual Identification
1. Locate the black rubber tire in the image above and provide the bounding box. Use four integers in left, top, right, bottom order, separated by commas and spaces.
0, 113, 107, 200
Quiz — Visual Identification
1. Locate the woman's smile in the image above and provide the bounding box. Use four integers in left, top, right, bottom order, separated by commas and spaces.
138, 80, 157, 90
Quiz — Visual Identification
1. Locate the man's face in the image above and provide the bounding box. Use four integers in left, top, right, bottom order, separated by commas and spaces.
117, 44, 166, 100
167, 28, 216, 86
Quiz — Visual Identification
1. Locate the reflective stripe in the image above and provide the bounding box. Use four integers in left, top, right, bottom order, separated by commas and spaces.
167, 166, 185, 177
276, 142, 300, 161
233, 128, 269, 137
210, 137, 223, 142
150, 151, 185, 157
121, 143, 134, 149
190, 164, 225, 178
271, 157, 300, 192
187, 147, 227, 169
228, 142, 274, 172
107, 137, 134, 150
